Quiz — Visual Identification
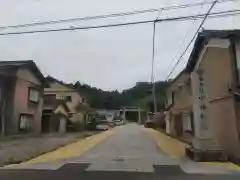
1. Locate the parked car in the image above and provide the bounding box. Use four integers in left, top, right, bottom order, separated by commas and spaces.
113, 116, 124, 126
144, 120, 154, 128
113, 119, 123, 126
96, 121, 113, 131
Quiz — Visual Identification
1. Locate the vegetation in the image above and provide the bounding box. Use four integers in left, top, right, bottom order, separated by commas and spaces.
74, 81, 170, 111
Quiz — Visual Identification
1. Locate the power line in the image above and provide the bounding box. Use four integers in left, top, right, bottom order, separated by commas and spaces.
167, 19, 197, 73
0, 0, 236, 30
156, 9, 240, 22
0, 9, 239, 36
165, 0, 219, 80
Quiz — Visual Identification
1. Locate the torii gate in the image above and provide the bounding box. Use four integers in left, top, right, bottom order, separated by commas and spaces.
119, 107, 146, 124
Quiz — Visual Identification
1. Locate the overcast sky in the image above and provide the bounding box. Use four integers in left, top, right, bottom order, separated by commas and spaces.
0, 0, 239, 91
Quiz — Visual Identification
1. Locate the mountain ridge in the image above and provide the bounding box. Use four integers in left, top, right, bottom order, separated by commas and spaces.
74, 81, 169, 111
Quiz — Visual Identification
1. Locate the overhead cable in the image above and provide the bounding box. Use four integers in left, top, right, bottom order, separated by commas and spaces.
0, 0, 236, 30
165, 0, 218, 80
0, 9, 239, 36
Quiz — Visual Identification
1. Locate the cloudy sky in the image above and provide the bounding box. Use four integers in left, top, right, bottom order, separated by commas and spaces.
0, 0, 239, 91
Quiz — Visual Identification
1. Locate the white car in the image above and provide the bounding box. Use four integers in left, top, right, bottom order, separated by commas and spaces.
96, 121, 114, 130
96, 124, 110, 130
113, 119, 124, 126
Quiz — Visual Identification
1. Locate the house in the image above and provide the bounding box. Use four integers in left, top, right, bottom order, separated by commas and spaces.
185, 29, 240, 160
0, 60, 46, 134
43, 76, 90, 131
165, 70, 193, 143
42, 98, 70, 133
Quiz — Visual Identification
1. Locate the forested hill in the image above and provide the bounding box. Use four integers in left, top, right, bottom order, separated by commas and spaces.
74, 81, 169, 111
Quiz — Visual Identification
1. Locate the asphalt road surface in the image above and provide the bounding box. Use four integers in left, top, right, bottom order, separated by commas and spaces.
1, 124, 240, 180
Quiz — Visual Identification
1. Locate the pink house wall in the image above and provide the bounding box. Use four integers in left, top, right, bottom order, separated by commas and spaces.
12, 75, 43, 134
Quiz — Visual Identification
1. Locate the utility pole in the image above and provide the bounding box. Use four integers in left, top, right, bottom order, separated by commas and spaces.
151, 21, 157, 113
151, 10, 162, 113
1, 100, 5, 136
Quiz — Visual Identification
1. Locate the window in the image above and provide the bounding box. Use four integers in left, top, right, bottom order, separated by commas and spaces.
186, 80, 192, 95
166, 91, 174, 107
59, 95, 65, 100
66, 96, 72, 102
19, 114, 33, 131
82, 98, 85, 103
183, 113, 192, 132
44, 94, 56, 105
29, 88, 40, 103
172, 91, 175, 104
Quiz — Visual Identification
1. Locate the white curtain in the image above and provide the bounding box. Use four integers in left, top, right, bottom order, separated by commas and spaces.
183, 114, 192, 131
29, 89, 39, 102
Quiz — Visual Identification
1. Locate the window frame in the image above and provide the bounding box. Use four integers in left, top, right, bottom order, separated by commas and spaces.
66, 95, 72, 102
171, 91, 175, 105
182, 113, 192, 132
166, 91, 175, 108
59, 95, 66, 100
28, 87, 40, 103
19, 114, 33, 132
82, 98, 85, 103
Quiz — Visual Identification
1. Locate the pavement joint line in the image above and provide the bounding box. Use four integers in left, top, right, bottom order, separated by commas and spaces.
144, 128, 240, 172
3, 129, 114, 168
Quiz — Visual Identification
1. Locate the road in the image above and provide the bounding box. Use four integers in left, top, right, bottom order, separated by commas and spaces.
69, 123, 178, 171
1, 124, 240, 179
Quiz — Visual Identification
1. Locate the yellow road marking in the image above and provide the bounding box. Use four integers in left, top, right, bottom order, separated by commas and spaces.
144, 128, 240, 172
144, 128, 189, 159
201, 162, 240, 172
4, 130, 114, 167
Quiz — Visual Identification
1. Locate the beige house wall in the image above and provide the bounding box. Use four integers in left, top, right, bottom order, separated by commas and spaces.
44, 81, 86, 131
197, 45, 240, 156
44, 83, 83, 113
66, 92, 82, 113
168, 73, 192, 114
54, 105, 68, 116
166, 72, 193, 140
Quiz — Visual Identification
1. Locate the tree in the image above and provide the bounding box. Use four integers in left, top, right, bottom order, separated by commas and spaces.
74, 81, 169, 110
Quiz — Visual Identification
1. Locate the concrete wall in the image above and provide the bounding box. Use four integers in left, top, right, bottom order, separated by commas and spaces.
12, 68, 44, 134
197, 45, 240, 156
